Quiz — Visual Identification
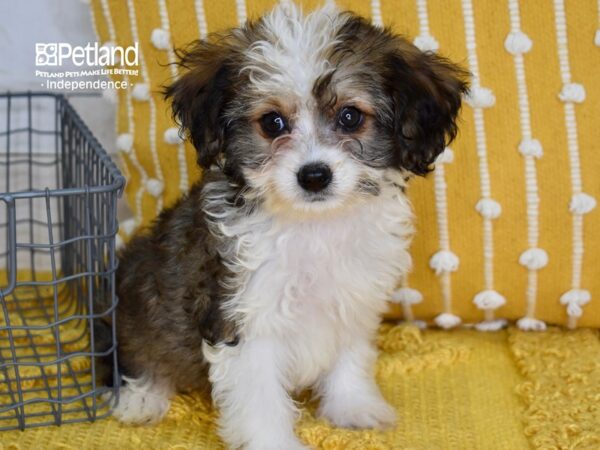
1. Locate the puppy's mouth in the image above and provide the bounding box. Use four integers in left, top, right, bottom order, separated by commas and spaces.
302, 191, 330, 203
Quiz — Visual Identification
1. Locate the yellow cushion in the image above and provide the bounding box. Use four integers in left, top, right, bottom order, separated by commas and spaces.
2, 324, 599, 448
90, 0, 600, 328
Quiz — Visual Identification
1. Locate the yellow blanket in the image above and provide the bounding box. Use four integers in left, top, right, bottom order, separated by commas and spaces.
2, 324, 599, 449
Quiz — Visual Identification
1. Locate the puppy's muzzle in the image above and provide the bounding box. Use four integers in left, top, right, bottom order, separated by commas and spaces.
297, 162, 332, 193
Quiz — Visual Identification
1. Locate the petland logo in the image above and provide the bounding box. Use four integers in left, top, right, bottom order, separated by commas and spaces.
35, 42, 139, 67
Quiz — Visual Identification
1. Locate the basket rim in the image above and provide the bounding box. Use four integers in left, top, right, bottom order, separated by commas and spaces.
0, 91, 125, 200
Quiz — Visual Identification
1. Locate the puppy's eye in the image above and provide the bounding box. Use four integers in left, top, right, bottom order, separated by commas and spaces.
260, 112, 288, 137
338, 106, 363, 131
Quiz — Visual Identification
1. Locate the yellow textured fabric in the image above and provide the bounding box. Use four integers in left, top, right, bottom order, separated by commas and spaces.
89, 0, 600, 328
2, 324, 599, 449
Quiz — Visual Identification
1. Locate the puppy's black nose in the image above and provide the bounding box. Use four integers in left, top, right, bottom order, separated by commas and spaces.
297, 163, 332, 193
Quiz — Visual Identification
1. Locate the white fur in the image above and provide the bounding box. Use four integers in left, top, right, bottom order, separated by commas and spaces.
316, 338, 397, 429
112, 376, 173, 425
241, 2, 343, 99
207, 179, 412, 448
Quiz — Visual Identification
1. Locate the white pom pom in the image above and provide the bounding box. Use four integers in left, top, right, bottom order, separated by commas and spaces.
132, 83, 151, 101
413, 320, 428, 330
473, 290, 506, 310
504, 31, 533, 54
102, 88, 117, 104
391, 288, 423, 305
164, 127, 184, 145
476, 198, 502, 219
434, 313, 461, 329
116, 133, 133, 153
102, 41, 120, 64
120, 218, 138, 236
558, 83, 586, 103
435, 147, 454, 164
429, 250, 460, 275
595, 29, 600, 47
570, 193, 596, 215
146, 178, 164, 197
150, 28, 171, 50
115, 234, 124, 250
516, 317, 547, 331
475, 319, 507, 332
519, 248, 549, 270
464, 86, 496, 109
518, 139, 543, 158
560, 289, 591, 318
413, 35, 439, 53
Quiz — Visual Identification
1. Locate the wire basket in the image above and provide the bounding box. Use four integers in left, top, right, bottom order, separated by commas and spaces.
0, 92, 124, 430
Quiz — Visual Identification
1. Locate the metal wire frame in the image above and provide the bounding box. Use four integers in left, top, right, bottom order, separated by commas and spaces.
0, 92, 124, 430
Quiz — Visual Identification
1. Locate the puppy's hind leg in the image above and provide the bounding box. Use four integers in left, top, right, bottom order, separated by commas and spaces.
111, 375, 174, 425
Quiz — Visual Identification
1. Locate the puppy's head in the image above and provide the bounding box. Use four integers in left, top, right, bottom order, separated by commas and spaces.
166, 2, 469, 217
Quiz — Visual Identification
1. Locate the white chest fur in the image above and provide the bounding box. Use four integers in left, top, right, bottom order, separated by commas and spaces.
217, 185, 413, 388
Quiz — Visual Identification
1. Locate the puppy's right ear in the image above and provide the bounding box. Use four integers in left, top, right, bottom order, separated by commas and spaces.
164, 40, 234, 169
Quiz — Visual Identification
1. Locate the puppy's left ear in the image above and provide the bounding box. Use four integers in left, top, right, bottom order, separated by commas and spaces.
386, 45, 470, 175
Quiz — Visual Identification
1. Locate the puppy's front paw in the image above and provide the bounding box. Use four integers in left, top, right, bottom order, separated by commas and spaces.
319, 394, 397, 430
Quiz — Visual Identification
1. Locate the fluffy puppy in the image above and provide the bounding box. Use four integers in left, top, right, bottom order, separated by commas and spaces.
112, 3, 468, 449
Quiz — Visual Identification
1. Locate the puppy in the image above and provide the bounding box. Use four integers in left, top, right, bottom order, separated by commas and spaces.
112, 3, 468, 449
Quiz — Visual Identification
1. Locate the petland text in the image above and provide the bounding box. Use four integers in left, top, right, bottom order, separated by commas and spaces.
35, 42, 139, 67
